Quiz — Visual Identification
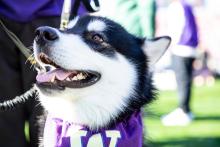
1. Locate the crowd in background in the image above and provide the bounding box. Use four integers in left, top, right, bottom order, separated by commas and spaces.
99, 0, 220, 81
97, 0, 220, 127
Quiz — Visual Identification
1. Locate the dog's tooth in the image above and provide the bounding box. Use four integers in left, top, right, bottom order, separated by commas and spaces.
77, 72, 82, 76
82, 75, 86, 79
77, 73, 84, 80
66, 77, 71, 81
80, 72, 87, 79
51, 75, 56, 82
72, 76, 78, 81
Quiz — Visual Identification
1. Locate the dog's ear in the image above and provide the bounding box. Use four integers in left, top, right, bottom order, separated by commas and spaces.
141, 36, 171, 68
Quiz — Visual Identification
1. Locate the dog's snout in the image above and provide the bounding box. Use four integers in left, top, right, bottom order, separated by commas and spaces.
35, 27, 58, 45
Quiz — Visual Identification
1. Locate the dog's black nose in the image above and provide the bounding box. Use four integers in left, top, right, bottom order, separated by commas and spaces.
35, 27, 58, 45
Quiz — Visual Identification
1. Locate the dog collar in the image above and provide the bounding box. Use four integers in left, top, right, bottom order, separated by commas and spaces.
43, 112, 143, 147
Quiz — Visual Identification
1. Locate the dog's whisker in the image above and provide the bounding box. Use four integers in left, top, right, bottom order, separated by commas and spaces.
28, 46, 33, 51
25, 53, 35, 64
35, 102, 42, 108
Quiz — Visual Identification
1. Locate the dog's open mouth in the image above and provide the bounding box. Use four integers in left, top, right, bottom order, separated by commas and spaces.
36, 53, 101, 89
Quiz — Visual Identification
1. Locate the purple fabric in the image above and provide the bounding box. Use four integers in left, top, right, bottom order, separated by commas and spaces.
178, 0, 198, 47
0, 0, 87, 22
44, 112, 143, 147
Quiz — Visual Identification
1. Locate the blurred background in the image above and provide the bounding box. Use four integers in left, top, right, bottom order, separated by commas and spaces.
0, 0, 219, 147
96, 0, 220, 146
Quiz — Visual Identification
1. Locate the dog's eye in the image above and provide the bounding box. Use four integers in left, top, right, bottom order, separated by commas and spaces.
92, 34, 103, 43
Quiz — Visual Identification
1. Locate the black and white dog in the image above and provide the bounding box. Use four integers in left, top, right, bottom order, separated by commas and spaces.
33, 15, 171, 147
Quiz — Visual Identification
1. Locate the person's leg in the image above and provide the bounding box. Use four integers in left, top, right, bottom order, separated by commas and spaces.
172, 55, 194, 113
179, 57, 194, 112
19, 16, 60, 147
0, 17, 29, 147
161, 55, 194, 126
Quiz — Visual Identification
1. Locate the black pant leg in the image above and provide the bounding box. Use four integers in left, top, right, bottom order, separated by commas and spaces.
172, 55, 194, 113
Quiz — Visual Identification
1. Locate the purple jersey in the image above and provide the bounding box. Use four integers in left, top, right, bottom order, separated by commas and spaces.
43, 112, 143, 147
178, 0, 198, 47
0, 0, 87, 22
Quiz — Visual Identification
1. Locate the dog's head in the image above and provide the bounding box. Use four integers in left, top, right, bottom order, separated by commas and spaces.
34, 15, 170, 129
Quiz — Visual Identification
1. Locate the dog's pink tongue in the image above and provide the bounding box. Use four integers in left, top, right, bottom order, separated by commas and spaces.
36, 69, 74, 83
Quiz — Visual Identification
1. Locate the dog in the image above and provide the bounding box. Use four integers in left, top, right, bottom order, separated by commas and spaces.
33, 15, 171, 147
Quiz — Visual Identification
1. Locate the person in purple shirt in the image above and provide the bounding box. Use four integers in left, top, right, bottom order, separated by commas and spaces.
0, 1, 87, 147
161, 0, 198, 126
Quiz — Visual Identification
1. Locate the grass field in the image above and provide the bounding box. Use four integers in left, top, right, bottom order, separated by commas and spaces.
143, 79, 220, 147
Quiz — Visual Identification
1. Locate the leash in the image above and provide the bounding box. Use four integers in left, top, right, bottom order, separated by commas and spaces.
60, 0, 72, 30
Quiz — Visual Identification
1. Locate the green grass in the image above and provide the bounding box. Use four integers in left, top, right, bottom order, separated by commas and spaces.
143, 79, 220, 147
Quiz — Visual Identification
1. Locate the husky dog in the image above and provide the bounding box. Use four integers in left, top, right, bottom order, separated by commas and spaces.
33, 15, 170, 147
